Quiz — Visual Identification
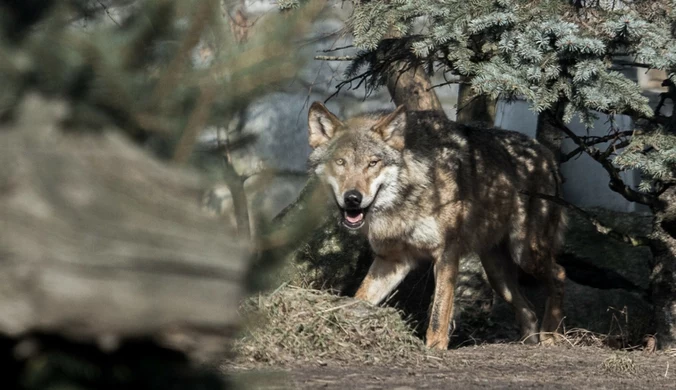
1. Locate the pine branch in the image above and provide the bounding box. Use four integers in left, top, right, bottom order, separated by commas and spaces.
96, 0, 121, 26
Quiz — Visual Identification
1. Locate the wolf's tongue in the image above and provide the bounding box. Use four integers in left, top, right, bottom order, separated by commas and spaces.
345, 212, 364, 224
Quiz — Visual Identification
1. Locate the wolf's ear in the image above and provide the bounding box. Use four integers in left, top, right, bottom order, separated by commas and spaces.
308, 102, 343, 149
372, 105, 406, 151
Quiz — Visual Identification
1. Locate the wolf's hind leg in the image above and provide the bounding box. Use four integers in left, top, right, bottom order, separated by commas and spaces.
480, 245, 539, 344
354, 255, 415, 305
540, 261, 566, 344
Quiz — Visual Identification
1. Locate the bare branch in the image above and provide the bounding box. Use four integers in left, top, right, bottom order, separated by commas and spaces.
561, 147, 584, 163
600, 139, 632, 160
611, 59, 653, 69
221, 157, 251, 241
561, 130, 636, 162
318, 44, 354, 53
241, 167, 306, 182
554, 121, 657, 206
314, 55, 356, 61
427, 76, 468, 90
172, 86, 216, 164
582, 130, 636, 145
96, 0, 121, 27
325, 68, 371, 103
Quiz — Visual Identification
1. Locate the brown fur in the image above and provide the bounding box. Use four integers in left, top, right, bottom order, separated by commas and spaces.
307, 102, 567, 350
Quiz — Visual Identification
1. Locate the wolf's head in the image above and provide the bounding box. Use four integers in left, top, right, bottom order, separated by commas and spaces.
307, 102, 406, 230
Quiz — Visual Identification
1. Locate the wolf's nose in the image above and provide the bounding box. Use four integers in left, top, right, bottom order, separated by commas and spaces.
344, 190, 362, 208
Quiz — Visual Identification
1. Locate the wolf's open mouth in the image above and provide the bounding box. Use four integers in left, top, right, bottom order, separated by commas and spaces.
342, 207, 367, 229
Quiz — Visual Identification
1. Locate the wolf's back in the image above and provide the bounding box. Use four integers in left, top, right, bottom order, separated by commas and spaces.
442, 121, 567, 258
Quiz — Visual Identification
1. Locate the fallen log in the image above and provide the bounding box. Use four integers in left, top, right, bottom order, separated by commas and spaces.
0, 94, 248, 362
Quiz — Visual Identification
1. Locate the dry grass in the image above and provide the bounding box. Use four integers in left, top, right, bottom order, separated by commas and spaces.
233, 285, 443, 366
558, 328, 612, 348
232, 285, 661, 371
227, 286, 676, 390
553, 326, 652, 351
602, 353, 638, 375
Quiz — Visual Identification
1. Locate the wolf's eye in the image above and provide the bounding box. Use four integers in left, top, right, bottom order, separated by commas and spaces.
335, 158, 345, 166
368, 160, 380, 167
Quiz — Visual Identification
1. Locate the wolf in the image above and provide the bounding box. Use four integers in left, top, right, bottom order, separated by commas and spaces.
306, 102, 567, 350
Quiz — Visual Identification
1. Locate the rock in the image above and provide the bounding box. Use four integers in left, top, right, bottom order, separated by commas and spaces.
563, 281, 653, 345
562, 207, 653, 291
201, 174, 308, 237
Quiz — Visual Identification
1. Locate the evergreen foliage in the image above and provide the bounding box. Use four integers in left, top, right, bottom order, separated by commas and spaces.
344, 0, 670, 121
616, 127, 676, 192
326, 0, 676, 206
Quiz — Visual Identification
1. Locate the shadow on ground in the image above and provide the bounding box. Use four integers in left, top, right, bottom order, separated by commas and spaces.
228, 344, 674, 390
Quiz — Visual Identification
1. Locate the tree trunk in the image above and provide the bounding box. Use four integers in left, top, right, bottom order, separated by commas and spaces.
535, 104, 565, 161
650, 186, 676, 349
456, 83, 496, 126
386, 62, 444, 112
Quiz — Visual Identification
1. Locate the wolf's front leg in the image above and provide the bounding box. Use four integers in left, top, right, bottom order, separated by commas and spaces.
425, 250, 460, 350
354, 255, 415, 304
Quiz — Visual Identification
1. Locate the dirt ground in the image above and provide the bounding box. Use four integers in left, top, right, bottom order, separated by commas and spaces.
227, 344, 675, 389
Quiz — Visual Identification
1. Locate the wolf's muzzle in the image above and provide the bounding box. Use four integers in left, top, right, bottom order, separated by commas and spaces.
341, 189, 366, 229
344, 190, 362, 209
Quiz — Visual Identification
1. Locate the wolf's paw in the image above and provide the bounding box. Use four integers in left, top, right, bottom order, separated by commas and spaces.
521, 333, 539, 345
539, 332, 564, 346
424, 335, 449, 350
